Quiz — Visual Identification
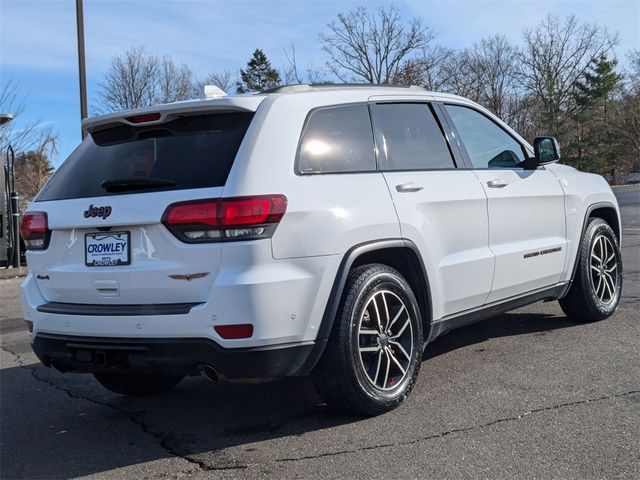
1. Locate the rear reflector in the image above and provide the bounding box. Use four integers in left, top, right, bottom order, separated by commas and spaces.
25, 320, 33, 333
20, 211, 50, 250
125, 112, 161, 123
162, 195, 287, 243
214, 324, 254, 339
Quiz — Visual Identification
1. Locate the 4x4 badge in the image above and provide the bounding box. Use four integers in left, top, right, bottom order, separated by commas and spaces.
84, 204, 112, 219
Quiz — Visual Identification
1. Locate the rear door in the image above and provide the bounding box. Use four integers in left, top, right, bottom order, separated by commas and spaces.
371, 102, 494, 319
443, 103, 567, 302
28, 112, 253, 305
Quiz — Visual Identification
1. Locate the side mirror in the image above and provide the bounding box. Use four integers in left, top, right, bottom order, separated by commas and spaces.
533, 137, 561, 165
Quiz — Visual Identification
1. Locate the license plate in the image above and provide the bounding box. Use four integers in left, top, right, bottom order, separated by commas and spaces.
85, 231, 130, 267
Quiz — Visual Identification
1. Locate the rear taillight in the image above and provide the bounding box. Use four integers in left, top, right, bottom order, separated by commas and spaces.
161, 195, 287, 243
20, 211, 50, 250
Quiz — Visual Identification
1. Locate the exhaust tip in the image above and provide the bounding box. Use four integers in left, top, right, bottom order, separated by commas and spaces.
198, 364, 219, 382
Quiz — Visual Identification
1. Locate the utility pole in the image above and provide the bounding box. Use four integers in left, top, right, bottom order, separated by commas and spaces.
76, 0, 87, 138
7, 146, 19, 268
0, 114, 15, 268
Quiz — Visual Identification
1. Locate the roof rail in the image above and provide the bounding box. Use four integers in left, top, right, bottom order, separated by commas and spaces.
261, 84, 314, 94
261, 83, 425, 94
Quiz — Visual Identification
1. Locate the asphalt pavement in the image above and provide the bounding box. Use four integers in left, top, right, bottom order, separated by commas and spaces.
1, 186, 638, 479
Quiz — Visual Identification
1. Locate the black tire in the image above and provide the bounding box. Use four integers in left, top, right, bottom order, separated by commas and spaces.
559, 217, 622, 322
312, 264, 424, 416
93, 372, 184, 396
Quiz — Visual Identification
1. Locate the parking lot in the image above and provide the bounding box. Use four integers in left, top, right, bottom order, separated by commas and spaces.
1, 186, 638, 479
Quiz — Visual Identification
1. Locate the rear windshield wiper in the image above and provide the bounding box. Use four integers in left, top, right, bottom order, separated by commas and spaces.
101, 177, 176, 192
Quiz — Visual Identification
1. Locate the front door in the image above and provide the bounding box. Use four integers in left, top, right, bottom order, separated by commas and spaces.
443, 103, 567, 303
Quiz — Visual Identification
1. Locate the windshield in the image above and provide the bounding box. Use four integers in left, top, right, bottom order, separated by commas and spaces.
36, 112, 254, 201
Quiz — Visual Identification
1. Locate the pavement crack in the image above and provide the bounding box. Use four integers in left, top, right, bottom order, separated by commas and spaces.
4, 343, 638, 472
267, 389, 640, 466
0, 343, 204, 473
153, 388, 640, 472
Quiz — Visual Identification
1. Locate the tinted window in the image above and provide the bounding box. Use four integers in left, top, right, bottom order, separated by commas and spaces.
445, 104, 526, 168
37, 113, 253, 201
297, 104, 375, 173
372, 103, 454, 170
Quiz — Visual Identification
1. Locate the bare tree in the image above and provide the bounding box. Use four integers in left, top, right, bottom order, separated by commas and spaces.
283, 44, 328, 85
96, 47, 197, 112
396, 45, 453, 90
625, 49, 640, 93
97, 47, 158, 112
612, 50, 640, 169
393, 58, 423, 86
284, 44, 303, 84
1, 81, 27, 152
320, 6, 435, 83
203, 70, 235, 93
0, 81, 57, 209
0, 80, 57, 158
14, 150, 54, 211
518, 15, 618, 137
157, 55, 198, 103
438, 51, 485, 99
461, 36, 519, 119
449, 34, 540, 136
414, 46, 453, 91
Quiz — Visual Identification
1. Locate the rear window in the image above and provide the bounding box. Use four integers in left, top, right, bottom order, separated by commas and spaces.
371, 103, 455, 170
36, 112, 253, 201
296, 104, 376, 174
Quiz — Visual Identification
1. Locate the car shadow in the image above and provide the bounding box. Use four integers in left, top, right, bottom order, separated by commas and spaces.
424, 310, 580, 360
1, 310, 583, 478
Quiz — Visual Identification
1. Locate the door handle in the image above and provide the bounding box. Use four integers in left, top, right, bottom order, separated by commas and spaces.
487, 179, 508, 188
395, 183, 424, 193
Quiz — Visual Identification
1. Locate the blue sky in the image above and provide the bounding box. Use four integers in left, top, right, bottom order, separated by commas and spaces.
1, 0, 638, 167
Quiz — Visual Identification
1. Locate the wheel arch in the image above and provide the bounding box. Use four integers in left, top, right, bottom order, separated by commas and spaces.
589, 205, 621, 241
295, 239, 433, 375
559, 201, 621, 299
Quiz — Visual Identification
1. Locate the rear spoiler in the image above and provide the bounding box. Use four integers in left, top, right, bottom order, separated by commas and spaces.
82, 96, 266, 135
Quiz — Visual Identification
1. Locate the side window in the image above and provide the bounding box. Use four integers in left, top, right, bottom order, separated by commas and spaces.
297, 104, 376, 174
372, 103, 455, 170
445, 104, 526, 169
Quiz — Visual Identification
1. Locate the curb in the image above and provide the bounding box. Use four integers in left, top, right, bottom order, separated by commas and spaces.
0, 267, 28, 280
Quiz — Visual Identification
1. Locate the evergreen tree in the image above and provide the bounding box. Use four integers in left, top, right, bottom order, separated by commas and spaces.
575, 54, 622, 114
572, 54, 623, 177
236, 49, 281, 93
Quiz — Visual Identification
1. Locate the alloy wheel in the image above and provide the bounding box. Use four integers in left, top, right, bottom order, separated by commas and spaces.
357, 290, 414, 391
589, 234, 618, 305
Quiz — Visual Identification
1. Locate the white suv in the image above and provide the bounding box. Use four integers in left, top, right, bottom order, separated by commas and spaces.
20, 85, 622, 415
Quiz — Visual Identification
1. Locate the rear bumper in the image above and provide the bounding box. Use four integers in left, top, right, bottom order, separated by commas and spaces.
32, 333, 321, 379
21, 247, 343, 349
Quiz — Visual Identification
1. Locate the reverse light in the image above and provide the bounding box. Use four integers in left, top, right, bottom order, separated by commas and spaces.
214, 324, 254, 339
161, 195, 287, 243
20, 211, 50, 250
